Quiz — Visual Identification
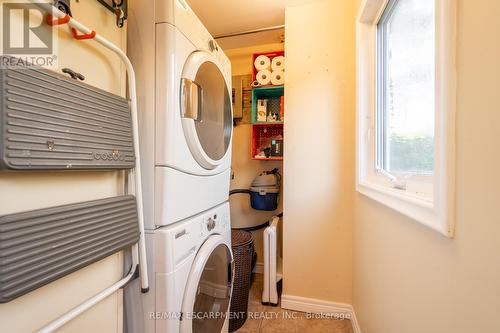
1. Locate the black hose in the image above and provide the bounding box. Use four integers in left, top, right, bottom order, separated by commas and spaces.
229, 189, 252, 196
232, 212, 283, 232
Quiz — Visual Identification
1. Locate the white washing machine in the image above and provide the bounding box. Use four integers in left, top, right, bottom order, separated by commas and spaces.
127, 3, 234, 331
129, 0, 233, 229
144, 202, 234, 333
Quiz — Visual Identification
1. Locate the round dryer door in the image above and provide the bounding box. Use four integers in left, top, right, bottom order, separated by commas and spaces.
180, 51, 233, 170
180, 235, 234, 333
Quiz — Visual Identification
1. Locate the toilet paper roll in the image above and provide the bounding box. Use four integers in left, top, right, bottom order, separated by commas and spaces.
254, 55, 271, 71
271, 56, 285, 71
270, 70, 284, 86
256, 70, 272, 86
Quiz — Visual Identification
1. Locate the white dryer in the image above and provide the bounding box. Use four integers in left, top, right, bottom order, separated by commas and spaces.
145, 202, 234, 333
129, 0, 233, 228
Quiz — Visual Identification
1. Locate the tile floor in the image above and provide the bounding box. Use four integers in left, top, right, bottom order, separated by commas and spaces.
235, 274, 354, 333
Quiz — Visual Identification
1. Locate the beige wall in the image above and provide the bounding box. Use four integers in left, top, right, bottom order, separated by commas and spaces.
0, 1, 127, 332
225, 43, 284, 267
283, 0, 356, 304
353, 0, 500, 332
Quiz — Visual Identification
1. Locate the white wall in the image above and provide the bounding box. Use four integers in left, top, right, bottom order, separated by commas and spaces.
353, 0, 500, 332
283, 0, 356, 304
0, 1, 127, 331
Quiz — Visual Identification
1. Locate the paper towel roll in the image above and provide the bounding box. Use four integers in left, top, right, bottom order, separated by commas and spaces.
271, 56, 285, 71
256, 70, 272, 86
271, 70, 284, 86
254, 55, 271, 71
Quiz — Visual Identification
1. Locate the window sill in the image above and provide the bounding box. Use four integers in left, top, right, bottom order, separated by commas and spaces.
357, 180, 451, 237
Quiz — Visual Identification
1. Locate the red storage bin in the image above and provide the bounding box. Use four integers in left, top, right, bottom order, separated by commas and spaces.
251, 124, 284, 161
252, 50, 285, 82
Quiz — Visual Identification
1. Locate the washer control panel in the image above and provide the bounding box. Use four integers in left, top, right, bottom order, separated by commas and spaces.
208, 39, 218, 52
204, 213, 219, 232
207, 214, 217, 231
202, 203, 229, 235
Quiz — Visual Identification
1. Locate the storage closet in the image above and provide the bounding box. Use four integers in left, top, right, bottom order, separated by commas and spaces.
226, 43, 284, 291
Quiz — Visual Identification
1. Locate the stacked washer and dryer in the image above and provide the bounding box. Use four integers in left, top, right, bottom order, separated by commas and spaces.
128, 1, 234, 332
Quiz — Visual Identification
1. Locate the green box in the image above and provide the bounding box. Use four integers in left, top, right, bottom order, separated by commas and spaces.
251, 86, 284, 124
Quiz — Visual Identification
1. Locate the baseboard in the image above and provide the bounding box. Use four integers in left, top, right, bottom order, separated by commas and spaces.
253, 262, 264, 274
281, 294, 361, 333
350, 307, 361, 333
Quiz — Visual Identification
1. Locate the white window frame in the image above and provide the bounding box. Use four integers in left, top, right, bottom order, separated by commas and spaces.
356, 0, 456, 237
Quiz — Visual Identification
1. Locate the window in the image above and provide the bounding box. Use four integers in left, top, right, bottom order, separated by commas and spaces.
357, 0, 456, 237
377, 0, 435, 176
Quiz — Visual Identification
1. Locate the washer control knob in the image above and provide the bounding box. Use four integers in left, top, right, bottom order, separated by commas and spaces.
207, 217, 216, 231
208, 39, 218, 52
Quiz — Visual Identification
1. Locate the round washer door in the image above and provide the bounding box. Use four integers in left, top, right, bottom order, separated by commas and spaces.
180, 235, 234, 333
180, 51, 233, 170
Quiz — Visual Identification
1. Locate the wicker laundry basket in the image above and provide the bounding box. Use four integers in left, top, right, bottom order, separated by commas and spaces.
229, 230, 254, 332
